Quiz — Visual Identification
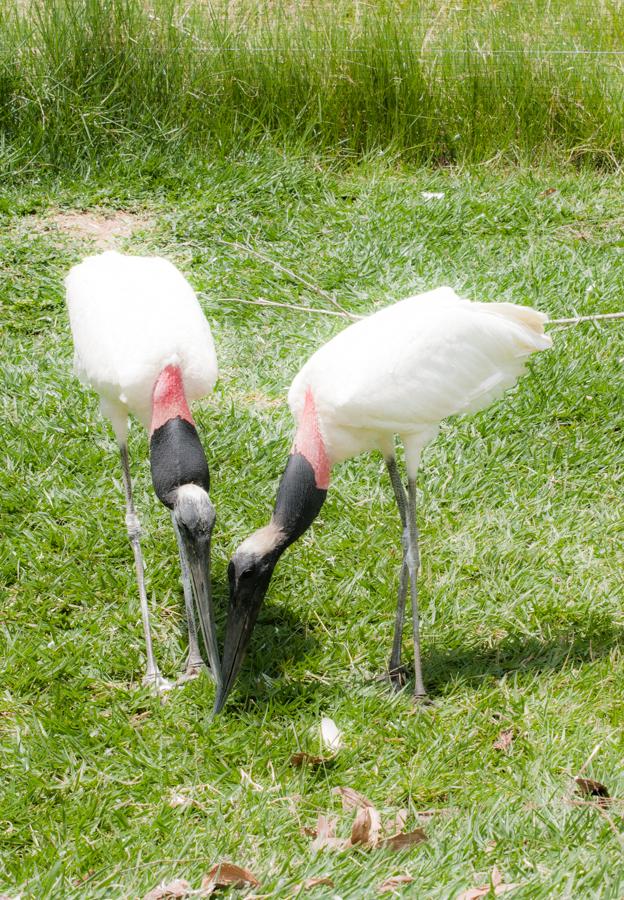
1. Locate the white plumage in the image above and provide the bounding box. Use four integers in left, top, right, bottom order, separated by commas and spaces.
289, 287, 551, 474
66, 250, 217, 439
218, 286, 552, 710
65, 250, 220, 693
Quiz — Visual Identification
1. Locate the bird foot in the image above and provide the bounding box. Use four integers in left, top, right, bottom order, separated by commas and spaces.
413, 690, 433, 706
175, 660, 207, 685
186, 661, 204, 679
386, 664, 409, 691
142, 671, 174, 694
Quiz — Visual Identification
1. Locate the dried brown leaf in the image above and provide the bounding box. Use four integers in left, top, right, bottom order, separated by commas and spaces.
290, 752, 329, 768
307, 806, 425, 856
385, 809, 408, 835
293, 876, 335, 893
200, 862, 260, 895
493, 728, 514, 752
332, 786, 374, 810
143, 878, 192, 900
456, 889, 488, 900
311, 814, 334, 841
456, 868, 520, 900
310, 814, 348, 851
379, 829, 427, 852
350, 806, 382, 847
575, 776, 610, 803
378, 875, 415, 893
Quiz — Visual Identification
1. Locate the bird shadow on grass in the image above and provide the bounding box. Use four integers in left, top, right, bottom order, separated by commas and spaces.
421, 611, 624, 696
205, 589, 624, 710
206, 591, 323, 712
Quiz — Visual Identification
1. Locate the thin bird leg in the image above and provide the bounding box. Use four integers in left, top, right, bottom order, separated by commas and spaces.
385, 456, 409, 688
118, 444, 172, 693
171, 514, 205, 680
406, 477, 427, 699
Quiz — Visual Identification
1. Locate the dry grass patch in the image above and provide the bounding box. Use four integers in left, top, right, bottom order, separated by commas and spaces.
47, 209, 152, 248
226, 387, 283, 410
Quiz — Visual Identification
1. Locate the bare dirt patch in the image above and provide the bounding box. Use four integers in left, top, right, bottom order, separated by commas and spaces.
49, 210, 152, 248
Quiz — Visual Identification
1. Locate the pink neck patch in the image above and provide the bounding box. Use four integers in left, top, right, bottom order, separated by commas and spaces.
292, 388, 331, 489
150, 365, 195, 436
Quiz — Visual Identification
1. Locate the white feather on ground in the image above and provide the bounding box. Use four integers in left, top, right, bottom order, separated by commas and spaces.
320, 716, 343, 751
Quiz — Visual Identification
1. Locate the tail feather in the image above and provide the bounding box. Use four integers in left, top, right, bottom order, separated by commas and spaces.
479, 302, 552, 353
485, 301, 548, 332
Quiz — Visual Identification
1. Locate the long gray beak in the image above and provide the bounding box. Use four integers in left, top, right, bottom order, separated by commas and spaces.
212, 601, 252, 714
178, 529, 222, 689
212, 579, 266, 714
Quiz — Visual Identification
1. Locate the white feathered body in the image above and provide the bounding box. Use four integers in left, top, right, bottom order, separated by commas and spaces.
288, 287, 551, 474
66, 251, 217, 438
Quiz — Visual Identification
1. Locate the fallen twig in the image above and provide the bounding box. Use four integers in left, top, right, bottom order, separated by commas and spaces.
215, 238, 356, 320
577, 742, 603, 777
548, 311, 624, 326
218, 296, 358, 319
212, 236, 624, 328
219, 295, 624, 329
565, 742, 603, 801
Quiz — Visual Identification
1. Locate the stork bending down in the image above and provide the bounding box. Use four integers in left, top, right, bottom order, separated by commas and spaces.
65, 251, 221, 692
215, 287, 551, 712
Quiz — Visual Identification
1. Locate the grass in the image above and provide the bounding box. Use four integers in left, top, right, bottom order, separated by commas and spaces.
2, 151, 624, 897
1, 0, 624, 173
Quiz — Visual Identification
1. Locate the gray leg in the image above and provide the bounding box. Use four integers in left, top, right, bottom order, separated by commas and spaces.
406, 477, 427, 699
386, 457, 409, 687
386, 456, 407, 526
171, 514, 206, 680
119, 445, 172, 693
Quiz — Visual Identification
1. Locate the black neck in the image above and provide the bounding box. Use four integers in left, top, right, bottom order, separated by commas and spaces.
150, 416, 210, 508
271, 452, 327, 555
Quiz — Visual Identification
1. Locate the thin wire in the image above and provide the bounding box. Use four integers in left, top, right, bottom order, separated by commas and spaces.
218, 295, 358, 319
142, 21, 624, 56
156, 46, 624, 55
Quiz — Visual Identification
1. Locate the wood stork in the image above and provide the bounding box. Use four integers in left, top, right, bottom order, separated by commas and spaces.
214, 287, 551, 712
65, 250, 220, 692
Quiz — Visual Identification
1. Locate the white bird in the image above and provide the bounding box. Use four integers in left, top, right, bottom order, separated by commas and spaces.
215, 286, 551, 711
65, 250, 221, 692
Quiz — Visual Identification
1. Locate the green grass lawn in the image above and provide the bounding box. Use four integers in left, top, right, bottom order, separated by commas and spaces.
2, 154, 624, 897
3, 0, 624, 172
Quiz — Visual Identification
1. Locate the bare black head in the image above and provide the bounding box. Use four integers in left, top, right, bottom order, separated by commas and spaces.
214, 450, 329, 713
150, 411, 221, 687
